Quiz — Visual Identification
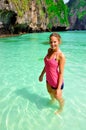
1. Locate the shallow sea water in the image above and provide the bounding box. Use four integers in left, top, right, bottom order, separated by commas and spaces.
0, 31, 86, 130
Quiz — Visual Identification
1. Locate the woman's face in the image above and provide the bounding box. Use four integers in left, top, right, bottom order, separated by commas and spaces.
49, 36, 59, 50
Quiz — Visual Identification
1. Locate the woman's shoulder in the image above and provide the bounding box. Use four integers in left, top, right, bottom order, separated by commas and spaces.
58, 50, 65, 60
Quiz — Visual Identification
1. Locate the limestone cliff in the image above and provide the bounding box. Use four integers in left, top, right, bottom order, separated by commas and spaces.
0, 0, 68, 34
67, 0, 86, 30
0, 0, 86, 35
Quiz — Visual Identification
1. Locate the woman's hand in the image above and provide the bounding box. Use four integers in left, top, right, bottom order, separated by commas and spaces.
39, 67, 45, 82
39, 75, 43, 82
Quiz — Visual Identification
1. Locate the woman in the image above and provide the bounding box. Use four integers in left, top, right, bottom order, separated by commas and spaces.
39, 32, 66, 114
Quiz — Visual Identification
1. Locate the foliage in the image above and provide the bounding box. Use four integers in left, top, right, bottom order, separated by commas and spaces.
36, 0, 45, 18
45, 0, 69, 29
68, 0, 86, 20
8, 0, 29, 17
7, 0, 69, 27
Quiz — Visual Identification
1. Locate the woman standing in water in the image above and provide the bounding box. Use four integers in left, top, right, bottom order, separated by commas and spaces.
39, 32, 65, 114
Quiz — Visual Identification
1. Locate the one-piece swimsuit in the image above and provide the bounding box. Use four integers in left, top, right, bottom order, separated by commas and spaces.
44, 55, 64, 89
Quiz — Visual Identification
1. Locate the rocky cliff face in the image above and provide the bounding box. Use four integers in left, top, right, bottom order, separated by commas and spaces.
67, 0, 86, 30
0, 0, 86, 35
0, 0, 68, 34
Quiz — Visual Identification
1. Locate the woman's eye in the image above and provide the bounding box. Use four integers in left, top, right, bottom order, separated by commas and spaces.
50, 41, 56, 44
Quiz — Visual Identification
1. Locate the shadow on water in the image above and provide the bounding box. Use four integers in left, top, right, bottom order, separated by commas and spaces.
15, 88, 57, 110
38, 57, 44, 61
41, 41, 48, 45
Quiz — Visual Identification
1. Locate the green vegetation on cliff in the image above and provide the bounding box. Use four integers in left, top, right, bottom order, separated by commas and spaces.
0, 0, 70, 32
8, 0, 69, 27
8, 0, 30, 17
68, 0, 86, 19
45, 0, 69, 28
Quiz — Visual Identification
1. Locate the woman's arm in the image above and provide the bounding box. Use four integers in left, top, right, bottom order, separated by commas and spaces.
39, 67, 45, 82
57, 53, 65, 89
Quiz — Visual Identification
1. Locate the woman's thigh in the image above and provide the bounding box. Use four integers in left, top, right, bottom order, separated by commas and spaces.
46, 82, 53, 93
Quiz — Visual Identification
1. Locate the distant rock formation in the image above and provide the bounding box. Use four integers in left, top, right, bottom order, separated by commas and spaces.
67, 0, 86, 30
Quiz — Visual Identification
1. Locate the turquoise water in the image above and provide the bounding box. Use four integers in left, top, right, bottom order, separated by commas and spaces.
0, 31, 86, 130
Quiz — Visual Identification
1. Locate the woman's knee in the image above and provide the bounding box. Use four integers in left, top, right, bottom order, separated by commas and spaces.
54, 91, 62, 99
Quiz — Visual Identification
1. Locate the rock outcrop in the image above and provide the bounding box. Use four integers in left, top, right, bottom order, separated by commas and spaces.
0, 0, 86, 36
67, 0, 86, 30
0, 0, 68, 35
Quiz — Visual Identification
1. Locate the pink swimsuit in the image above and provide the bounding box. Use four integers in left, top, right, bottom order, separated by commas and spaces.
44, 56, 59, 88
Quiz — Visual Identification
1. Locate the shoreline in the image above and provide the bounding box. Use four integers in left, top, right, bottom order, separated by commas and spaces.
0, 33, 26, 38
0, 30, 86, 38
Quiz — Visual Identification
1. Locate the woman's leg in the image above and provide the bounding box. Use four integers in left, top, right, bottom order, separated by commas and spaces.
46, 82, 55, 102
54, 90, 64, 114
